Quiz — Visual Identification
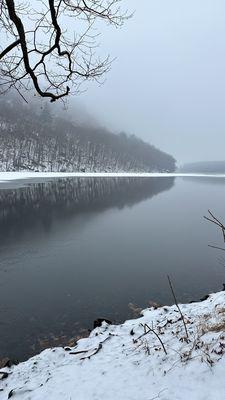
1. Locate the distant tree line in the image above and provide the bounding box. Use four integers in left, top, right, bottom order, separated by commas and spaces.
179, 161, 225, 174
0, 94, 176, 172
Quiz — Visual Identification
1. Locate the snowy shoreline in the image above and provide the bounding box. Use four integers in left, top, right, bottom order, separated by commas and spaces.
1, 291, 225, 400
0, 171, 225, 182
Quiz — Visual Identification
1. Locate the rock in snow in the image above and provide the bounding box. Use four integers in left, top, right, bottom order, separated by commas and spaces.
1, 291, 225, 399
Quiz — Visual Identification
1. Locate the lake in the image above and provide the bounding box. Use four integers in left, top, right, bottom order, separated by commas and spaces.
0, 176, 225, 361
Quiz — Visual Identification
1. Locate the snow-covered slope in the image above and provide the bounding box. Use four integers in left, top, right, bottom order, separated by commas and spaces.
1, 291, 225, 400
0, 95, 176, 173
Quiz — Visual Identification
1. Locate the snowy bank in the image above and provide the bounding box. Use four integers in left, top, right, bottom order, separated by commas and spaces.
1, 171, 225, 182
1, 291, 225, 400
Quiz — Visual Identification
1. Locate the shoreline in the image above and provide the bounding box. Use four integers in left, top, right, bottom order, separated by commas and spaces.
0, 171, 225, 183
0, 289, 220, 366
0, 287, 220, 367
1, 290, 225, 399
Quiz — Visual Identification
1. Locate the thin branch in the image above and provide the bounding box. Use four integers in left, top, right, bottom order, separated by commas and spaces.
144, 323, 167, 355
0, 38, 20, 59
5, 0, 70, 101
167, 275, 189, 339
80, 336, 111, 360
208, 245, 225, 252
204, 210, 225, 249
149, 389, 168, 400
69, 336, 112, 360
134, 323, 167, 355
1, 0, 128, 101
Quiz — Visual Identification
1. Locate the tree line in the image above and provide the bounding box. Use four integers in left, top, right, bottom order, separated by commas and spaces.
0, 94, 176, 173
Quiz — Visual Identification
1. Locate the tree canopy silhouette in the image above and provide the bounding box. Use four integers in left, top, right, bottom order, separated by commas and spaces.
0, 0, 128, 102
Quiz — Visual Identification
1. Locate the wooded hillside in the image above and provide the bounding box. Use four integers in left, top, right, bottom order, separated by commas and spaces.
0, 95, 176, 173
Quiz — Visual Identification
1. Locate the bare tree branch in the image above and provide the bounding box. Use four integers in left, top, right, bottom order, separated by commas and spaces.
0, 0, 129, 101
0, 38, 20, 59
204, 209, 225, 258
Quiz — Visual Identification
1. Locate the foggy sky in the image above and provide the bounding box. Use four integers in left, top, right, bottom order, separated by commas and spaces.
76, 0, 225, 165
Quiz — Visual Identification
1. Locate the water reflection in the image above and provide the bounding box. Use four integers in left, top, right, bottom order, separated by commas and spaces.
0, 177, 174, 242
0, 177, 174, 361
182, 176, 225, 186
0, 176, 224, 363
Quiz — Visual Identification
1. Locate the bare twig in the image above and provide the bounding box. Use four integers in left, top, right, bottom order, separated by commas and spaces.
204, 210, 225, 243
80, 342, 103, 360
167, 275, 189, 339
70, 336, 112, 360
69, 349, 90, 355
208, 245, 225, 252
145, 323, 167, 355
149, 388, 168, 400
134, 323, 167, 355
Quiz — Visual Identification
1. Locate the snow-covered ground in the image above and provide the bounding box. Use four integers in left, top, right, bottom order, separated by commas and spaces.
0, 171, 225, 182
1, 291, 225, 400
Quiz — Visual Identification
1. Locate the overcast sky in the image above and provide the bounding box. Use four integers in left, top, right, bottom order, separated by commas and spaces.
73, 0, 225, 165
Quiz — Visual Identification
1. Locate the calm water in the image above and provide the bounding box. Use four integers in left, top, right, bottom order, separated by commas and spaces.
0, 176, 225, 361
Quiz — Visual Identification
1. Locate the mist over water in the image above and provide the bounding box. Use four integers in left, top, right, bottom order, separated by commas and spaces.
80, 0, 225, 164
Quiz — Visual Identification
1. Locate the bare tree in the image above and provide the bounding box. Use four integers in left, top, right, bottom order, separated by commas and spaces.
204, 210, 225, 251
0, 0, 128, 102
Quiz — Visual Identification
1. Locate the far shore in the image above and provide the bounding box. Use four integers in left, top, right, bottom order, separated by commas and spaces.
1, 171, 225, 183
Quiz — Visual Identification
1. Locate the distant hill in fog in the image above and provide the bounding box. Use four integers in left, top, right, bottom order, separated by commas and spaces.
0, 94, 176, 173
179, 161, 225, 173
